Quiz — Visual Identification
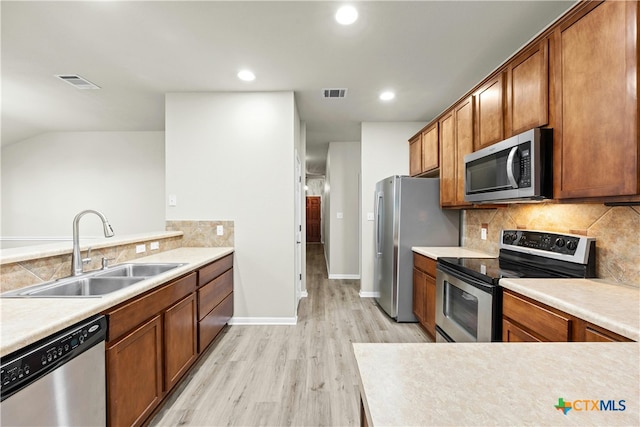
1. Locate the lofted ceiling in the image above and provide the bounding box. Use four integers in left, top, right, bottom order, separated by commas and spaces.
1, 0, 576, 176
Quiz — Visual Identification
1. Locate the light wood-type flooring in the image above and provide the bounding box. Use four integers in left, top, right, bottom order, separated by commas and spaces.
150, 244, 429, 426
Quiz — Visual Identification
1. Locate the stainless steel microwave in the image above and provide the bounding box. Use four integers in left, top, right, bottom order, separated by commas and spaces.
464, 128, 553, 203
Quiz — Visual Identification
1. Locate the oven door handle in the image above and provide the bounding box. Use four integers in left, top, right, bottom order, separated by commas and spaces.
506, 146, 520, 189
461, 291, 475, 301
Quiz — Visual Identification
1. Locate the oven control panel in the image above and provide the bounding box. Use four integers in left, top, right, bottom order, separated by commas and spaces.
500, 230, 595, 266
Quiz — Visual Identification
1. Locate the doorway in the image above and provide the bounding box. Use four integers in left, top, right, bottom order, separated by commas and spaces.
306, 196, 321, 243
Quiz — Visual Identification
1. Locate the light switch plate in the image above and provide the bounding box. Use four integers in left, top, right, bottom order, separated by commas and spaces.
136, 244, 146, 253
168, 194, 177, 207
337, 212, 343, 219
481, 228, 487, 240
150, 242, 159, 250
216, 225, 224, 236
367, 212, 374, 221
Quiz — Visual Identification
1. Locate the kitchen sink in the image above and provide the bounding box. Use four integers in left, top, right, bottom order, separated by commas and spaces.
95, 263, 185, 278
1, 262, 186, 298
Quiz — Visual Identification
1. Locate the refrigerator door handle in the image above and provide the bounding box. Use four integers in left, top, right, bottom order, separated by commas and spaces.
375, 191, 384, 257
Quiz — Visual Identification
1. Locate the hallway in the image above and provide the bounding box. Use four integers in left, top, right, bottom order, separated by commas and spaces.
151, 244, 429, 426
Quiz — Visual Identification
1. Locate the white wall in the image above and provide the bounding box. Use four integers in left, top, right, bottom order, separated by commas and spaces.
1, 131, 165, 239
165, 92, 298, 322
360, 122, 425, 295
325, 141, 360, 279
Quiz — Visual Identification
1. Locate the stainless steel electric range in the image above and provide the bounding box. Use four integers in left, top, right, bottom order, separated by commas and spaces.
435, 229, 596, 343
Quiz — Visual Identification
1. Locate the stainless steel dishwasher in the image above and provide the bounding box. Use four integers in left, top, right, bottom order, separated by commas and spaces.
1, 315, 107, 426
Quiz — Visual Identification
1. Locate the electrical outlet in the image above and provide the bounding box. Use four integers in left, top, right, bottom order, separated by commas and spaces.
481, 227, 487, 240
367, 212, 374, 221
216, 225, 224, 236
337, 212, 343, 219
168, 194, 177, 207
136, 244, 146, 254
150, 241, 159, 250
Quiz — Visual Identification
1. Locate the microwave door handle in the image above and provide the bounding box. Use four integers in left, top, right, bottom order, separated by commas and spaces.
506, 147, 519, 189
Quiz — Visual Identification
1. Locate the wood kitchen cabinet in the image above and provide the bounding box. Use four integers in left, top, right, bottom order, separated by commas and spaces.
105, 272, 197, 427
409, 124, 439, 177
412, 253, 436, 340
502, 289, 633, 343
507, 39, 549, 135
440, 97, 474, 207
474, 72, 505, 150
553, 1, 639, 201
106, 315, 163, 427
197, 254, 234, 352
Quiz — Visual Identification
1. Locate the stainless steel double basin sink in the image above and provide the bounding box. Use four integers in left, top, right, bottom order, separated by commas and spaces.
1, 263, 186, 298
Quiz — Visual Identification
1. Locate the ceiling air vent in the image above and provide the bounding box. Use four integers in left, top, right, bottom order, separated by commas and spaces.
322, 88, 347, 99
55, 74, 101, 90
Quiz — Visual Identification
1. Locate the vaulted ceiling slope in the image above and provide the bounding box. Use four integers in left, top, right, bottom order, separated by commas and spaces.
1, 1, 575, 174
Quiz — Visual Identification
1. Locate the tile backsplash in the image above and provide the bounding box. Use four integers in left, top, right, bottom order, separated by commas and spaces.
462, 204, 640, 287
166, 220, 234, 247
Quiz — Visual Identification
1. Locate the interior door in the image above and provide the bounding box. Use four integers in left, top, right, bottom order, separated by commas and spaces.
306, 196, 321, 243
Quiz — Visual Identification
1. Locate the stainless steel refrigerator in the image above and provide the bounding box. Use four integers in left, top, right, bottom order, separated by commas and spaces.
374, 176, 460, 322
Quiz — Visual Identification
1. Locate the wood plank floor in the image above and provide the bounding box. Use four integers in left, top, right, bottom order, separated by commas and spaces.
150, 244, 429, 426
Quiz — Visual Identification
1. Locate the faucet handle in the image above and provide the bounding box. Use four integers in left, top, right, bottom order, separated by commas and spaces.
82, 247, 92, 265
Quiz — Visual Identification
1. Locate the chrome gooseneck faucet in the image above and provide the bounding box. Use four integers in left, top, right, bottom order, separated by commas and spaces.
71, 209, 115, 276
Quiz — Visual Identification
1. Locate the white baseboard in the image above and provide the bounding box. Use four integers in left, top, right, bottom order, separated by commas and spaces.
228, 317, 297, 326
359, 290, 380, 298
328, 273, 360, 280
300, 290, 308, 298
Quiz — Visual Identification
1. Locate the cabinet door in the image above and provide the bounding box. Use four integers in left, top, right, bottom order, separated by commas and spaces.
509, 39, 549, 134
454, 97, 474, 206
503, 318, 541, 342
421, 123, 439, 173
424, 273, 436, 339
412, 268, 426, 324
107, 315, 163, 427
474, 72, 505, 150
409, 134, 422, 176
555, 1, 638, 199
164, 294, 197, 391
439, 111, 456, 206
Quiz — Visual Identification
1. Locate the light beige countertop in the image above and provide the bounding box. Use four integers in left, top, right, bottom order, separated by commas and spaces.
412, 246, 495, 260
354, 342, 640, 426
0, 247, 233, 357
0, 231, 184, 265
500, 278, 640, 341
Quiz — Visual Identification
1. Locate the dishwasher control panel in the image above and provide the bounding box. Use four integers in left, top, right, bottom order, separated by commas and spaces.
0, 315, 106, 401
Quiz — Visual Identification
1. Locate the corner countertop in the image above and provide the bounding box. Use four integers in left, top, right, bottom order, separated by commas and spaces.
500, 278, 640, 341
0, 247, 233, 357
412, 246, 495, 260
354, 342, 640, 426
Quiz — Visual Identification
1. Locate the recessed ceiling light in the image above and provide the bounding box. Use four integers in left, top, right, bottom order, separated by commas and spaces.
335, 5, 358, 25
237, 70, 256, 82
380, 91, 395, 101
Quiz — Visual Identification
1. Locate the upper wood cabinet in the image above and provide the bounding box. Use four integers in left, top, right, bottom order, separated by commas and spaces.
409, 124, 439, 177
440, 97, 474, 207
474, 72, 505, 150
409, 134, 422, 176
421, 124, 439, 173
553, 1, 639, 201
507, 39, 550, 135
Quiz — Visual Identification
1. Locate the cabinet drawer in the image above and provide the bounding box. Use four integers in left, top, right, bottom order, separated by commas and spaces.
199, 293, 233, 353
106, 273, 197, 342
198, 254, 233, 286
413, 254, 436, 277
198, 268, 233, 321
503, 291, 571, 342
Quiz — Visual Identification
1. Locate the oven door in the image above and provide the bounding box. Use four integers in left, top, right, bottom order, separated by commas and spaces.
435, 267, 495, 342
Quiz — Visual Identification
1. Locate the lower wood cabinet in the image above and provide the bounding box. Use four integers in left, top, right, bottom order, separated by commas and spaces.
502, 289, 633, 343
104, 254, 234, 427
412, 253, 437, 340
106, 315, 163, 427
